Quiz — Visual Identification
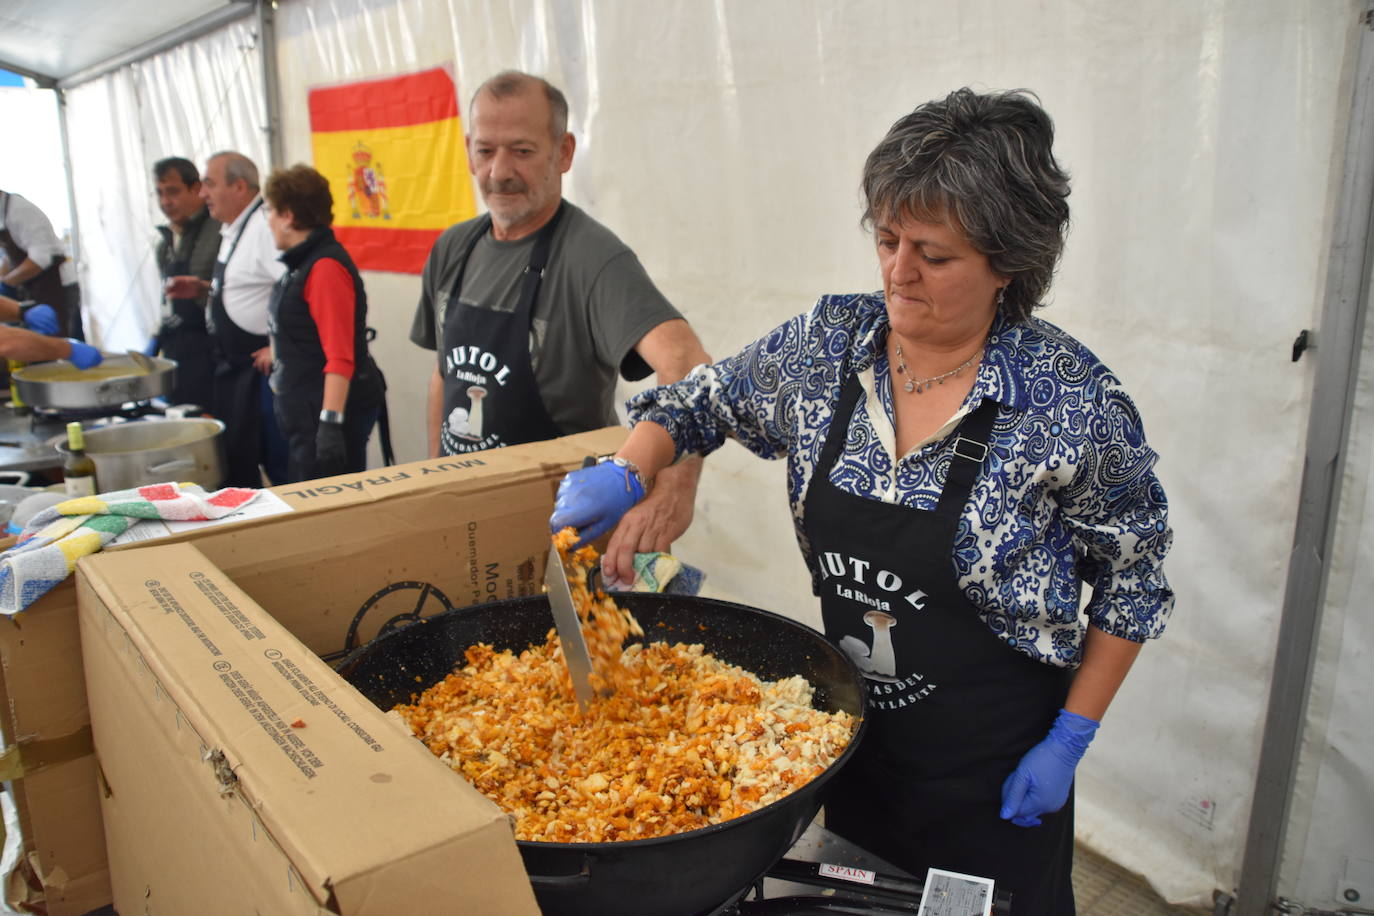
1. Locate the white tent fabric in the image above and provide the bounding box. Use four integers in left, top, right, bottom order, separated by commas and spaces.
63, 18, 267, 351
56, 0, 1370, 907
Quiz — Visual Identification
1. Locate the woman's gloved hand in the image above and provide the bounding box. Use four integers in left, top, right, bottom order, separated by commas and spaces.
314, 418, 347, 478
21, 304, 59, 336
550, 458, 646, 546
999, 708, 1099, 827
66, 340, 103, 370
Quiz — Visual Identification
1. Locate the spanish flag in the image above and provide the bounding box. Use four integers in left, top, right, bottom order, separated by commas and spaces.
308, 66, 476, 274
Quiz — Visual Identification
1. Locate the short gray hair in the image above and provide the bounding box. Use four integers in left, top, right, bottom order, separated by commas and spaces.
208, 151, 260, 191
471, 70, 569, 140
861, 88, 1070, 323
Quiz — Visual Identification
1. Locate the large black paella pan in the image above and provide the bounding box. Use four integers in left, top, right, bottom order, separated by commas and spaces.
337, 592, 867, 916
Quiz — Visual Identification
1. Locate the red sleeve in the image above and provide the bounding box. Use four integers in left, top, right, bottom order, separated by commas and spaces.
303, 258, 357, 378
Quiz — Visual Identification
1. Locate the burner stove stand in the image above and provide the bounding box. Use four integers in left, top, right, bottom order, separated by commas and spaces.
698, 823, 1012, 916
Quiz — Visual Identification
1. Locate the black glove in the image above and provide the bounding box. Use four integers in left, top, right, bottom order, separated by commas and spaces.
314, 418, 348, 478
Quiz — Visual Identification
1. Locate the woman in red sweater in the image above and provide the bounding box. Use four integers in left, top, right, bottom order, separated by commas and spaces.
262, 165, 383, 483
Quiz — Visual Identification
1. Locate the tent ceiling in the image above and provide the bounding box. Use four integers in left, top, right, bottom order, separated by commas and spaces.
0, 0, 249, 86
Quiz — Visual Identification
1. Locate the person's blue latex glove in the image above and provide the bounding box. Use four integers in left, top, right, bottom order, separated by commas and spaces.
66, 340, 103, 370
550, 458, 646, 546
21, 304, 59, 336
142, 335, 160, 357
999, 708, 1099, 827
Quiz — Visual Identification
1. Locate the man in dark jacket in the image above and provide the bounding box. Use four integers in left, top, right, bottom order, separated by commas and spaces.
152, 157, 221, 409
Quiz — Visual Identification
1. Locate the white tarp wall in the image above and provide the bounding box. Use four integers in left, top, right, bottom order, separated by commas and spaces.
63, 18, 268, 351
60, 0, 1370, 907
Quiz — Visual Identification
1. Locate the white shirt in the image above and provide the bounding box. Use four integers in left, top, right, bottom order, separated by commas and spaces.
0, 191, 76, 285
215, 196, 284, 336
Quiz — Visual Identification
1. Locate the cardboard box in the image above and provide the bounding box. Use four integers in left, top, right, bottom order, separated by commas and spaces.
0, 427, 625, 915
78, 542, 540, 915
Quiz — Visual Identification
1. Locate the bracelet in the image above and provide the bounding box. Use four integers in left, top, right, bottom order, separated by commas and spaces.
605, 455, 649, 493
319, 409, 344, 425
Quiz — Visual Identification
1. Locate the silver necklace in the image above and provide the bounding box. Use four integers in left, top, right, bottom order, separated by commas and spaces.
892, 341, 981, 394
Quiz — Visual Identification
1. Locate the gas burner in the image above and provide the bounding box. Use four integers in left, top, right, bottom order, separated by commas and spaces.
29, 401, 159, 425
27, 399, 205, 429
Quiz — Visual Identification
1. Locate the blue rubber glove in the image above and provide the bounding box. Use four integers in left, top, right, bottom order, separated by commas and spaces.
999, 708, 1099, 827
143, 335, 160, 357
550, 459, 646, 546
66, 340, 103, 370
21, 304, 59, 336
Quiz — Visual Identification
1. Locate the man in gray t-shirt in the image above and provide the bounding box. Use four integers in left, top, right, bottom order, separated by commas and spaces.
410, 69, 711, 583
410, 201, 681, 438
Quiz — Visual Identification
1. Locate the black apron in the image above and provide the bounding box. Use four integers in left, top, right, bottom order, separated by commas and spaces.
809, 370, 1076, 914
158, 250, 215, 410
208, 199, 275, 487
0, 192, 80, 339
437, 205, 565, 455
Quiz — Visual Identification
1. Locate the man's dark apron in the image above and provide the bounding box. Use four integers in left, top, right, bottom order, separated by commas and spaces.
807, 370, 1076, 913
437, 204, 565, 455
208, 199, 276, 487
158, 218, 215, 409
0, 193, 78, 338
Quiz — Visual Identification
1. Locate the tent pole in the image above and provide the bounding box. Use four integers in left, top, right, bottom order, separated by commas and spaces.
257, 0, 284, 171
52, 87, 85, 340
1234, 3, 1374, 912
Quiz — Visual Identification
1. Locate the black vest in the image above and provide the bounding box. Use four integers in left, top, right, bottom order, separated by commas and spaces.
268, 228, 380, 413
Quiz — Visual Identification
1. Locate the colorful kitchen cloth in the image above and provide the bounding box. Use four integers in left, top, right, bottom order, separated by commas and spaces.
0, 483, 260, 614
627, 552, 706, 596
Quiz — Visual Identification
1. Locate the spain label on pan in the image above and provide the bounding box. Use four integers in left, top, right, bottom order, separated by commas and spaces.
308, 66, 476, 274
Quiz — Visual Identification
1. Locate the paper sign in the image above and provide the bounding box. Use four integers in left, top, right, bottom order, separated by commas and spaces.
109, 490, 294, 546
818, 862, 876, 885
917, 867, 995, 916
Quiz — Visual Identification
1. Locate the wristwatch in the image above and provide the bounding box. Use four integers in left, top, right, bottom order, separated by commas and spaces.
319, 409, 345, 425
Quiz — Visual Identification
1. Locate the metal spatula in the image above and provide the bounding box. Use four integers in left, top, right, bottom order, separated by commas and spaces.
545, 543, 597, 712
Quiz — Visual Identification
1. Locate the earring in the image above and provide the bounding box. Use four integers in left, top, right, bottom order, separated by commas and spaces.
996, 286, 1006, 309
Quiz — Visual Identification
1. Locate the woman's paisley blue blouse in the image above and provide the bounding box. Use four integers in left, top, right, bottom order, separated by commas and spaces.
627, 292, 1175, 668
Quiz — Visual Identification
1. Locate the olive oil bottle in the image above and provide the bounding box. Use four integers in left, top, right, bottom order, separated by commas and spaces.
7, 359, 29, 416
63, 422, 98, 497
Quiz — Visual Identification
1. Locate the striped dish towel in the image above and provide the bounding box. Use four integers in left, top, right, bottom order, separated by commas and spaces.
0, 483, 260, 614
623, 552, 706, 596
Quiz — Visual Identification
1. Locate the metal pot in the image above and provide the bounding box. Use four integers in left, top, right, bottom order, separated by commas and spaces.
337, 593, 868, 916
51, 417, 226, 491
13, 354, 176, 410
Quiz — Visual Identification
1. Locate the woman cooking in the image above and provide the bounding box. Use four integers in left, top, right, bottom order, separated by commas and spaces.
262, 165, 383, 482
552, 88, 1174, 911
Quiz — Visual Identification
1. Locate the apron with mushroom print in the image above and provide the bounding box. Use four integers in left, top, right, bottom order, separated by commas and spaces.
807, 370, 1076, 907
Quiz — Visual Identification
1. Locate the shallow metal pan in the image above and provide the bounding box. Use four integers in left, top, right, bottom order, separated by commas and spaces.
12, 354, 176, 410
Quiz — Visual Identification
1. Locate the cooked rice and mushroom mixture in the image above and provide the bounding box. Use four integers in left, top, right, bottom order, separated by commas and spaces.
392, 531, 855, 843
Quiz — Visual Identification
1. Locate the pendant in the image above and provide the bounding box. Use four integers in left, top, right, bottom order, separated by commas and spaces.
904, 380, 915, 393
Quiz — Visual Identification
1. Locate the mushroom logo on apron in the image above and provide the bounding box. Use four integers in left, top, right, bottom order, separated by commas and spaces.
819, 551, 939, 708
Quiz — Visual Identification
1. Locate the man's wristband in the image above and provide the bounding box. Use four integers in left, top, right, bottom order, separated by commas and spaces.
319, 409, 344, 425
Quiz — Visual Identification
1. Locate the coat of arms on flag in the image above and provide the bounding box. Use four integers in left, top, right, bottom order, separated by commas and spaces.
308, 66, 476, 274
